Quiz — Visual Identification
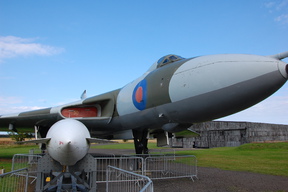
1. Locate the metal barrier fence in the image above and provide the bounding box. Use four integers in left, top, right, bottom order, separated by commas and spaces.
12, 154, 42, 171
95, 157, 144, 183
2, 152, 196, 191
122, 149, 176, 157
0, 168, 29, 192
144, 155, 197, 181
106, 165, 153, 192
11, 154, 42, 184
29, 148, 44, 155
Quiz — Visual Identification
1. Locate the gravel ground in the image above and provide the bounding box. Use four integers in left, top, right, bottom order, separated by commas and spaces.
89, 147, 288, 192
153, 167, 288, 192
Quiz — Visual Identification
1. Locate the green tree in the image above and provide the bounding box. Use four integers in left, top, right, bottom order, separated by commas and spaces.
8, 132, 32, 143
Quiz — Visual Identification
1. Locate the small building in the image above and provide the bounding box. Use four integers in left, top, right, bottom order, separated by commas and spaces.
170, 121, 288, 148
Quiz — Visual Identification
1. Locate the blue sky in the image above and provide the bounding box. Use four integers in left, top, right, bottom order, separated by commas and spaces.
0, 0, 288, 124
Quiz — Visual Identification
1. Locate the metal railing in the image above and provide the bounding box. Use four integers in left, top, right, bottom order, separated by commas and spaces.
122, 149, 176, 157
11, 154, 42, 171
98, 155, 197, 191
2, 152, 197, 191
0, 168, 29, 192
144, 155, 197, 181
106, 165, 153, 192
95, 156, 144, 183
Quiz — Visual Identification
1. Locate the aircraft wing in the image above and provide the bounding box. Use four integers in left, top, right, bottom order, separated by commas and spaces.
0, 89, 120, 133
86, 138, 117, 144
19, 138, 51, 144
16, 137, 114, 144
0, 107, 59, 132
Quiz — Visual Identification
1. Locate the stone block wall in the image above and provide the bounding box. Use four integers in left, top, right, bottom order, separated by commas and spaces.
170, 121, 288, 148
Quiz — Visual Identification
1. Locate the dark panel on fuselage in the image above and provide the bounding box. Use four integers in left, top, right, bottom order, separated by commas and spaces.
145, 58, 192, 108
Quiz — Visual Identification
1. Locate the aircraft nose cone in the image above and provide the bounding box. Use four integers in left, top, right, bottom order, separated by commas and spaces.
278, 61, 288, 79
57, 140, 72, 151
46, 119, 91, 166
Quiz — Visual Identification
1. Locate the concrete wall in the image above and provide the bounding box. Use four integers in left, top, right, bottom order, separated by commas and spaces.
170, 121, 288, 148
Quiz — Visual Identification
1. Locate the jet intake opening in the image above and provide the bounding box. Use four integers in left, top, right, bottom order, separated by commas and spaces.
61, 106, 99, 118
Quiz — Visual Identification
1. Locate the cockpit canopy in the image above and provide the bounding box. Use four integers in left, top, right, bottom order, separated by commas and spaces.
157, 54, 184, 68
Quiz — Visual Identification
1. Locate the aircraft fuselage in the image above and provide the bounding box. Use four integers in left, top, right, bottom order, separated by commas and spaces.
1, 51, 288, 164
1, 53, 287, 137
115, 54, 287, 129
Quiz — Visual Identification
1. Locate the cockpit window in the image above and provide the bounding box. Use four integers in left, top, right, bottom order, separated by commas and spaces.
169, 55, 178, 61
163, 59, 169, 64
157, 54, 184, 68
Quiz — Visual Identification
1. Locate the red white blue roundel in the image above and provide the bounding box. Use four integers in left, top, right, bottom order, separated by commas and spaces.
132, 79, 147, 110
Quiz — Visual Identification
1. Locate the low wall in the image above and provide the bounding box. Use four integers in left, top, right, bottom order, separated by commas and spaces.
170, 121, 288, 148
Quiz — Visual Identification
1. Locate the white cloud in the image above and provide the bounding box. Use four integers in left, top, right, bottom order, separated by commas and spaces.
0, 96, 22, 105
0, 36, 64, 61
219, 95, 288, 125
0, 106, 44, 115
276, 0, 288, 10
264, 0, 288, 10
275, 14, 288, 24
264, 1, 276, 10
0, 96, 79, 115
0, 96, 44, 115
264, 0, 288, 25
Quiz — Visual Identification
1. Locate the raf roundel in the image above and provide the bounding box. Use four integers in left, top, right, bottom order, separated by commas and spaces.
132, 79, 147, 110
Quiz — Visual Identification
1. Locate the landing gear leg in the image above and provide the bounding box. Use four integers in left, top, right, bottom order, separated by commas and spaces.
38, 126, 49, 154
132, 129, 149, 155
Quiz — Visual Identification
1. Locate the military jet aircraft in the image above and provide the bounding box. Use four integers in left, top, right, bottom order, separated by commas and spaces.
0, 51, 287, 166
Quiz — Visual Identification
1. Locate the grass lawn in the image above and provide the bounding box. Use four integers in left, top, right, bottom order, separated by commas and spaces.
92, 142, 288, 177
1, 142, 288, 177
178, 142, 288, 176
0, 144, 37, 159
0, 144, 37, 172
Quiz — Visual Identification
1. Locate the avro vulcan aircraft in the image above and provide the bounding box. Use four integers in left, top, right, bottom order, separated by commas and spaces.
0, 51, 287, 166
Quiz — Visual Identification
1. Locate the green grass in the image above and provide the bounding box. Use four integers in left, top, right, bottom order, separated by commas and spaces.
1, 142, 288, 177
178, 142, 288, 177
0, 144, 37, 172
0, 144, 36, 159
92, 142, 288, 177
